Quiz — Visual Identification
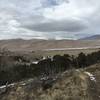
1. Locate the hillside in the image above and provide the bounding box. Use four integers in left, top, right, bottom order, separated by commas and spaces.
0, 39, 100, 51
0, 63, 100, 100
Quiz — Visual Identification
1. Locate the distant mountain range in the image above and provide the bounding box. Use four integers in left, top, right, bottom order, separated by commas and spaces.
79, 35, 100, 40
0, 38, 100, 52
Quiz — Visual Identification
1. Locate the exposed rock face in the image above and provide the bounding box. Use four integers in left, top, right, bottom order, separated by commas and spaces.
0, 64, 100, 100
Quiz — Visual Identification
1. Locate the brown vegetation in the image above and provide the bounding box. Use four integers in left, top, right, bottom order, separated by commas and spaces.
1, 63, 100, 100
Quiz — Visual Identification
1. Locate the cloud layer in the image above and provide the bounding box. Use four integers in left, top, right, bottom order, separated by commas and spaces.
0, 0, 100, 40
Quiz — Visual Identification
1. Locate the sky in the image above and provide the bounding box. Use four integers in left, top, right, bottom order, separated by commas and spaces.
0, 0, 100, 40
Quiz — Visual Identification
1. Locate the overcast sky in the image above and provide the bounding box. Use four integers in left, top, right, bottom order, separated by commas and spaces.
0, 0, 100, 40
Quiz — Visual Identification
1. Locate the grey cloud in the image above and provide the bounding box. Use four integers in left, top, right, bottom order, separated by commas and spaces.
22, 19, 88, 32
17, 15, 45, 26
0, 0, 100, 40
41, 0, 69, 8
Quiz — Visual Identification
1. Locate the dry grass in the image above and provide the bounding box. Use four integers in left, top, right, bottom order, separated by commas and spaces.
2, 65, 100, 100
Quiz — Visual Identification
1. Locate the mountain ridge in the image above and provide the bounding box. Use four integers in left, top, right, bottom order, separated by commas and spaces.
79, 35, 100, 40
0, 39, 100, 51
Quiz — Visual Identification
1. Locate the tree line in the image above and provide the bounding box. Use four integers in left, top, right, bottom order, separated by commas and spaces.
33, 51, 100, 76
0, 50, 100, 85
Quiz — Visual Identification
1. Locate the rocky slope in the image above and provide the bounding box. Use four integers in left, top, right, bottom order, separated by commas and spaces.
0, 63, 100, 100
